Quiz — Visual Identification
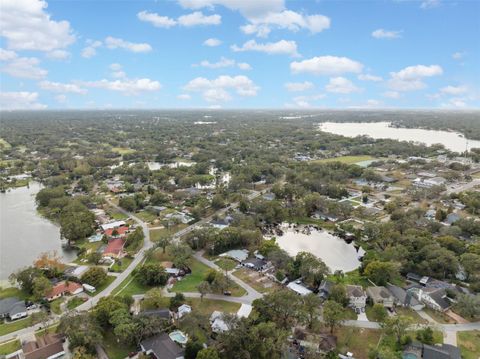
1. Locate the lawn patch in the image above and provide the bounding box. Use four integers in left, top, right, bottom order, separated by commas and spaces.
0, 317, 32, 336
458, 330, 480, 359
171, 258, 211, 293
102, 331, 136, 359
214, 258, 237, 271
312, 155, 375, 165
0, 340, 20, 355
88, 275, 116, 296
335, 326, 382, 359
186, 298, 241, 317
0, 287, 28, 300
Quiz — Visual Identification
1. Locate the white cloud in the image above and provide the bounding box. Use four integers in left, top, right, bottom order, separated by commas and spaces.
284, 81, 314, 92
286, 93, 325, 108
177, 94, 191, 100
388, 64, 443, 91
383, 91, 401, 99
325, 77, 360, 94
178, 0, 284, 18
109, 63, 126, 78
178, 11, 221, 26
81, 40, 102, 58
452, 52, 465, 60
0, 0, 75, 52
371, 29, 402, 39
54, 94, 67, 103
237, 62, 252, 70
83, 78, 161, 94
420, 0, 440, 9
184, 75, 259, 102
39, 80, 87, 94
203, 38, 222, 47
194, 57, 252, 70
440, 85, 467, 95
137, 11, 177, 28
105, 36, 152, 53
195, 57, 235, 69
138, 10, 220, 28
46, 49, 70, 60
291, 56, 363, 76
240, 10, 330, 37
0, 91, 46, 109
0, 51, 47, 79
232, 39, 299, 57
358, 74, 383, 82
109, 63, 122, 71
441, 98, 467, 108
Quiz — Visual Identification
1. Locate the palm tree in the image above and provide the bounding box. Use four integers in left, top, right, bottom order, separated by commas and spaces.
157, 236, 171, 254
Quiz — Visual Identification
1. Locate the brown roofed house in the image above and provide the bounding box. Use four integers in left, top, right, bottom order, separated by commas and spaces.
22, 334, 65, 359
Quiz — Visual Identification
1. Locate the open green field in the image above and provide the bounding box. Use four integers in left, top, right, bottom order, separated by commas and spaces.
0, 339, 20, 355
0, 287, 28, 300
186, 298, 241, 316
135, 210, 158, 223
171, 258, 212, 293
111, 272, 151, 297
214, 258, 237, 271
336, 326, 382, 359
0, 317, 31, 336
150, 224, 188, 240
458, 331, 480, 359
311, 155, 375, 165
106, 208, 129, 220
111, 147, 136, 155
102, 331, 136, 359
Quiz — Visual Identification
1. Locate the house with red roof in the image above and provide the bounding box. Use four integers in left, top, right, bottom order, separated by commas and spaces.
103, 238, 126, 258
104, 225, 130, 238
46, 281, 83, 302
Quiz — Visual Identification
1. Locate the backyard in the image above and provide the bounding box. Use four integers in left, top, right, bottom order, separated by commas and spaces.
458, 330, 480, 359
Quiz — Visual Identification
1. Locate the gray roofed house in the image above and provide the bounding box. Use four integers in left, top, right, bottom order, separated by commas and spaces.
366, 286, 395, 308
242, 257, 268, 271
0, 297, 27, 321
385, 284, 424, 311
140, 308, 171, 320
403, 342, 461, 359
412, 287, 451, 312
318, 280, 334, 300
140, 333, 185, 359
346, 285, 367, 313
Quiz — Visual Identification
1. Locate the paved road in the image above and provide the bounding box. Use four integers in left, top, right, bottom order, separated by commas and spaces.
445, 178, 480, 194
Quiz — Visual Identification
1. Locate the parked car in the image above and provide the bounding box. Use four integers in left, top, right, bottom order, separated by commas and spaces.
223, 291, 232, 296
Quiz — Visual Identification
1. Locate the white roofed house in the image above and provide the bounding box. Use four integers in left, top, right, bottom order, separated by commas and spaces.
346, 285, 367, 313
287, 280, 313, 296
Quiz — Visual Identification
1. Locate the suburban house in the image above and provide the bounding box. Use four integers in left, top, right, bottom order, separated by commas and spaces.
46, 281, 83, 302
100, 220, 126, 232
103, 238, 126, 258
210, 311, 230, 333
104, 225, 130, 238
366, 286, 395, 309
140, 333, 185, 359
242, 257, 268, 271
0, 297, 27, 321
385, 284, 425, 311
219, 249, 249, 263
22, 334, 65, 359
411, 287, 451, 312
318, 280, 334, 300
403, 342, 461, 359
346, 285, 367, 313
140, 308, 171, 321
287, 280, 313, 296
177, 304, 192, 319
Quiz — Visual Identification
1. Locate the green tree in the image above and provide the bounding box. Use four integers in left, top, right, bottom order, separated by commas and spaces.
170, 243, 192, 269
72, 346, 96, 359
302, 293, 322, 329
58, 312, 102, 352
295, 252, 329, 288
364, 260, 399, 286
170, 292, 185, 311
329, 284, 349, 307
253, 289, 302, 329
32, 276, 53, 301
196, 348, 220, 359
9, 266, 42, 294
322, 300, 344, 333
371, 303, 388, 323
197, 281, 210, 302
81, 267, 107, 287
143, 288, 165, 309
136, 263, 168, 286
156, 236, 171, 254
461, 253, 480, 281
453, 294, 480, 319
416, 327, 434, 345
119, 196, 137, 212
59, 200, 95, 246
381, 315, 412, 345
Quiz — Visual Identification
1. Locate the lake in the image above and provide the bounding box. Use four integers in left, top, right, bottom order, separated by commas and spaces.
0, 182, 76, 282
271, 224, 365, 272
319, 121, 480, 153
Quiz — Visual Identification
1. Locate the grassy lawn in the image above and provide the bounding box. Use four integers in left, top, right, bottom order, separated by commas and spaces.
50, 298, 64, 315
0, 340, 20, 355
335, 326, 382, 359
88, 275, 116, 296
395, 307, 428, 324
327, 269, 370, 288
106, 208, 129, 220
312, 155, 375, 165
406, 330, 443, 344
135, 210, 158, 223
214, 258, 237, 271
171, 258, 211, 293
111, 147, 136, 155
458, 330, 480, 359
110, 257, 133, 272
67, 297, 85, 310
0, 287, 28, 300
232, 268, 280, 294
186, 298, 241, 316
112, 272, 152, 297
102, 331, 136, 359
343, 308, 358, 320
150, 225, 188, 241
424, 308, 456, 324
0, 317, 32, 336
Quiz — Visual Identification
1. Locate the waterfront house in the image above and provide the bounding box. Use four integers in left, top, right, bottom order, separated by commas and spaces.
140, 333, 184, 359
346, 285, 367, 313
287, 280, 313, 296
46, 281, 83, 301
366, 286, 395, 308
0, 297, 27, 321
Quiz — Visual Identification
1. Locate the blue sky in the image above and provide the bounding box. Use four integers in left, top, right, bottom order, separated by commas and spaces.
1, 0, 479, 109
